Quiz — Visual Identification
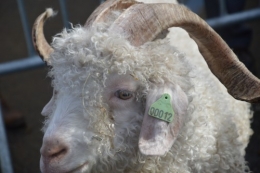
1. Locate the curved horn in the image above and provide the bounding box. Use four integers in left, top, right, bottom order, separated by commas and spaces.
110, 4, 260, 103
85, 0, 140, 27
32, 8, 55, 63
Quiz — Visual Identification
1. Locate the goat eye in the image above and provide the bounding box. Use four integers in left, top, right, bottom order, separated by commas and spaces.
115, 90, 133, 100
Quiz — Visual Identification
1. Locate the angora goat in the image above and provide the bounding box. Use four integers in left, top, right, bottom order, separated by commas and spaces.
32, 0, 260, 172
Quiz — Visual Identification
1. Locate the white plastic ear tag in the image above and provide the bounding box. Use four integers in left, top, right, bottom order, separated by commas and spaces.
148, 93, 174, 123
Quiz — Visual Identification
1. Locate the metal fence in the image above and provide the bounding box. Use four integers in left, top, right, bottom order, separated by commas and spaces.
0, 0, 260, 173
0, 103, 13, 173
0, 0, 260, 76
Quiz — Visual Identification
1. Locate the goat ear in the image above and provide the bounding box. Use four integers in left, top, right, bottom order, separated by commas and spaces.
139, 83, 188, 155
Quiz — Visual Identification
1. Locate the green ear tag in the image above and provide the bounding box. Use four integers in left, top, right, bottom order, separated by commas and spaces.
148, 93, 175, 123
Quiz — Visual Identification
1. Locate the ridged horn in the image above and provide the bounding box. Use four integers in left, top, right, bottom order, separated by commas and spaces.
32, 8, 55, 63
85, 0, 140, 27
110, 4, 260, 103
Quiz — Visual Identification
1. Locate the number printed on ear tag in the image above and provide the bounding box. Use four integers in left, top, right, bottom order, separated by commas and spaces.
148, 93, 175, 123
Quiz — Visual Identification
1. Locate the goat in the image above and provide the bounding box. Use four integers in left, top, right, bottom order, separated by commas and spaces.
32, 0, 260, 172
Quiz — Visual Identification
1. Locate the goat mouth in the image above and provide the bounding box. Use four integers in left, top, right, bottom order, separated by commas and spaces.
67, 162, 89, 173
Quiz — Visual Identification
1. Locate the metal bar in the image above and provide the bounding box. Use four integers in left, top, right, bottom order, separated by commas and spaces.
0, 103, 14, 173
207, 8, 260, 29
186, 0, 204, 14
0, 9, 260, 76
59, 0, 70, 28
219, 0, 228, 16
0, 56, 44, 76
16, 0, 35, 56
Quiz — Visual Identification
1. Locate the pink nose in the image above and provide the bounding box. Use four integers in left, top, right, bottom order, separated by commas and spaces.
40, 136, 68, 163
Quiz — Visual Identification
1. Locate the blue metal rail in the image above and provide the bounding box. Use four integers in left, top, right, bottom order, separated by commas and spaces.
0, 56, 45, 76
0, 103, 14, 173
207, 8, 260, 29
16, 0, 36, 56
0, 7, 260, 76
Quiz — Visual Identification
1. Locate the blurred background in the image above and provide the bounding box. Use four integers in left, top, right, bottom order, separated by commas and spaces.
0, 0, 259, 172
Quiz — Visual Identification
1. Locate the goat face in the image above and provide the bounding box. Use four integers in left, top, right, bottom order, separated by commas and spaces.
39, 25, 191, 172
40, 72, 145, 173
40, 72, 189, 173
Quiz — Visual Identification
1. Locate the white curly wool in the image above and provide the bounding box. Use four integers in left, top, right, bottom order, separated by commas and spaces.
39, 1, 253, 173
137, 0, 178, 3
39, 23, 253, 172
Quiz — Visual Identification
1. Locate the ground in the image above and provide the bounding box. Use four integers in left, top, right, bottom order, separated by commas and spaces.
0, 0, 259, 172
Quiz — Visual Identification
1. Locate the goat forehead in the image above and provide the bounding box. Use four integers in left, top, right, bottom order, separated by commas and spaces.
106, 73, 140, 90
49, 26, 191, 97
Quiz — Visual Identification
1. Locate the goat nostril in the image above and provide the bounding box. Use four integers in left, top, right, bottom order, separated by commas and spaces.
41, 137, 69, 162
50, 148, 67, 159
